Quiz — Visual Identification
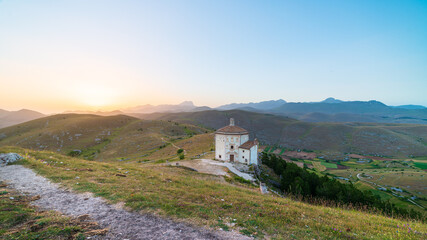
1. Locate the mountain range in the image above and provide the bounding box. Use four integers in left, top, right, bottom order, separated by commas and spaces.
216, 98, 427, 124
122, 101, 210, 113
2, 98, 427, 129
122, 98, 427, 125
216, 99, 287, 111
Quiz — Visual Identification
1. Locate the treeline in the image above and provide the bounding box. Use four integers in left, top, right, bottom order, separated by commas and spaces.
260, 152, 425, 221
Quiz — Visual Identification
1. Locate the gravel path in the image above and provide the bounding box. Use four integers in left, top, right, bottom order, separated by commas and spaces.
0, 165, 250, 240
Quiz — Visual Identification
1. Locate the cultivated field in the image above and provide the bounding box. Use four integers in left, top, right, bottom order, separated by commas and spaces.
263, 146, 427, 215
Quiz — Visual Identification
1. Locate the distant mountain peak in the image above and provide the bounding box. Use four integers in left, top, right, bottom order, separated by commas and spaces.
367, 100, 387, 106
178, 101, 195, 106
122, 101, 198, 114
394, 104, 427, 110
321, 98, 343, 103
217, 99, 287, 111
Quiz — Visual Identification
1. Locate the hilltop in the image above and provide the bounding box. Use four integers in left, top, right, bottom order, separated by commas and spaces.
135, 110, 427, 158
0, 114, 213, 162
0, 109, 45, 129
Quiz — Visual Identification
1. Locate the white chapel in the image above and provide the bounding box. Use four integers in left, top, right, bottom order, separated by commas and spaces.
215, 118, 258, 165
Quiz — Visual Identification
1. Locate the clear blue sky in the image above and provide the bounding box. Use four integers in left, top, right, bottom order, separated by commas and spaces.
0, 0, 426, 112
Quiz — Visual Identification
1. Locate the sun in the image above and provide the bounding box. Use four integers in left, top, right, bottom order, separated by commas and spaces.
83, 97, 110, 107
74, 83, 117, 108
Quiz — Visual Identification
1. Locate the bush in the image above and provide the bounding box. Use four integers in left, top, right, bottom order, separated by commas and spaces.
233, 175, 251, 184
179, 154, 185, 160
67, 150, 81, 157
177, 149, 184, 154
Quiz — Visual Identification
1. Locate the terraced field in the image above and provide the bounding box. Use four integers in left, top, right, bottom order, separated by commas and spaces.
321, 161, 338, 169
311, 161, 327, 171
413, 161, 427, 170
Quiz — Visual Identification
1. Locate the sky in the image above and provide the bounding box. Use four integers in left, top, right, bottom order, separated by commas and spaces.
1, 0, 426, 113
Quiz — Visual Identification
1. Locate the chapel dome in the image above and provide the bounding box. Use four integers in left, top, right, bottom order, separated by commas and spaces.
215, 118, 248, 135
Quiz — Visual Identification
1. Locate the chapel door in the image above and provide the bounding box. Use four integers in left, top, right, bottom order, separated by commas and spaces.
230, 155, 234, 162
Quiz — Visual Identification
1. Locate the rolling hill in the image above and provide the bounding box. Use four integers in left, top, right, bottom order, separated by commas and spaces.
2, 110, 427, 159
135, 110, 427, 158
0, 109, 45, 128
0, 114, 212, 161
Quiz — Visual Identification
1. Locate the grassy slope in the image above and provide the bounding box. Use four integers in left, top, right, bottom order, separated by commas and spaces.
136, 110, 427, 157
1, 147, 426, 239
0, 114, 211, 162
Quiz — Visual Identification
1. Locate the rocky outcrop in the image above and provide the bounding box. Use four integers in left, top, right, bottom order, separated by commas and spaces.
0, 153, 22, 166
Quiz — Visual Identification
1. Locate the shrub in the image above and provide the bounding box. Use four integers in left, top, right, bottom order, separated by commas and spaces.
233, 175, 251, 184
177, 149, 184, 154
67, 150, 81, 157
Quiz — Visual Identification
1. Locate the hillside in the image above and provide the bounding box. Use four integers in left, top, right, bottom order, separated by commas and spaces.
0, 114, 212, 161
1, 146, 426, 239
135, 110, 427, 158
0, 109, 45, 129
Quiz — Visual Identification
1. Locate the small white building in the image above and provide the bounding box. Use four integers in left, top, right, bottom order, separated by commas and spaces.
215, 118, 258, 165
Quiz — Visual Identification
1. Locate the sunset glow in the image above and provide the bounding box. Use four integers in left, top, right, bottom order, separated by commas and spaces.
0, 0, 426, 113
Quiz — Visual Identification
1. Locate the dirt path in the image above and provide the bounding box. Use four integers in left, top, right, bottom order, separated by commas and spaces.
208, 160, 255, 181
161, 137, 186, 154
0, 165, 249, 240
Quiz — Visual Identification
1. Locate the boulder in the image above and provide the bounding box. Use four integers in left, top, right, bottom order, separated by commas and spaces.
0, 153, 23, 166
